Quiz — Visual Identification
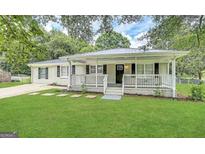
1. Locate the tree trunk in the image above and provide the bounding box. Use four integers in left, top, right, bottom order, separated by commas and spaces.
198, 71, 202, 80
196, 15, 204, 47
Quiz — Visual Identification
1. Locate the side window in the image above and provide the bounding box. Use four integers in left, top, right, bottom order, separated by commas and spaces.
38, 67, 48, 79
61, 66, 68, 77
57, 66, 60, 77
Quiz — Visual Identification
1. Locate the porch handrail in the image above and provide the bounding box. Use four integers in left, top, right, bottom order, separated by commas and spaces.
103, 75, 108, 94
123, 74, 173, 89
71, 74, 106, 87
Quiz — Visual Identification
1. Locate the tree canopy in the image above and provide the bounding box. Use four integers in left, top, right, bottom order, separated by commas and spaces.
95, 31, 130, 50
60, 15, 142, 42
143, 15, 205, 79
2, 15, 205, 79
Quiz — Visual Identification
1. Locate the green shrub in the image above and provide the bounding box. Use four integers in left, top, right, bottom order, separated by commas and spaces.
191, 84, 204, 101
154, 88, 164, 97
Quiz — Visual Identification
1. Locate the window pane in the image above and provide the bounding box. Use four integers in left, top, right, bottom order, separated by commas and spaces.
137, 64, 144, 74
90, 65, 103, 74
57, 66, 60, 77
97, 65, 103, 73
90, 66, 96, 74
145, 64, 153, 74
61, 66, 67, 76
39, 68, 46, 79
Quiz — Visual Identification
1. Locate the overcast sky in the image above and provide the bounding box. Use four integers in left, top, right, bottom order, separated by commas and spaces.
44, 16, 154, 48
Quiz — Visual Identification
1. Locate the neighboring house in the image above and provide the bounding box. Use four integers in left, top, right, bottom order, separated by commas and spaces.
0, 69, 11, 82
28, 48, 189, 97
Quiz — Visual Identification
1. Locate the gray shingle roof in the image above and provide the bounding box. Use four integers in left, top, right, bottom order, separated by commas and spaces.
28, 59, 67, 65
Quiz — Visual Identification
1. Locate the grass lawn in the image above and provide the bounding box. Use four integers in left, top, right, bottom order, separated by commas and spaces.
176, 83, 205, 96
0, 79, 30, 88
0, 89, 205, 137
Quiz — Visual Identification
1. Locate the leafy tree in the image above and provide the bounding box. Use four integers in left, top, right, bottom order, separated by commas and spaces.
95, 31, 130, 50
60, 15, 142, 42
45, 30, 77, 59
0, 15, 44, 48
0, 15, 48, 74
44, 29, 97, 59
142, 15, 205, 79
80, 45, 97, 53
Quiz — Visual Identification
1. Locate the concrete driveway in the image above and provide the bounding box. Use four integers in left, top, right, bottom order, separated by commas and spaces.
0, 84, 66, 99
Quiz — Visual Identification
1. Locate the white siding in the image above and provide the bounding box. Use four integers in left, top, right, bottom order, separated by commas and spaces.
31, 66, 69, 86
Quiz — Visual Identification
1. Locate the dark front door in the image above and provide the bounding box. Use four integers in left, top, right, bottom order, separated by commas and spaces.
116, 64, 124, 84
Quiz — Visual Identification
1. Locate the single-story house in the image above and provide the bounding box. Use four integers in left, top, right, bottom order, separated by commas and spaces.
28, 48, 189, 97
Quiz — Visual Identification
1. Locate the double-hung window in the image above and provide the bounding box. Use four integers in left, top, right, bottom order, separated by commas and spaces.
90, 65, 103, 74
145, 64, 154, 74
137, 64, 144, 74
38, 67, 48, 79
137, 64, 154, 74
60, 66, 68, 77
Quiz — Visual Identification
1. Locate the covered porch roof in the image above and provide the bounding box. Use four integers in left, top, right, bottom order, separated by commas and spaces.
60, 48, 189, 65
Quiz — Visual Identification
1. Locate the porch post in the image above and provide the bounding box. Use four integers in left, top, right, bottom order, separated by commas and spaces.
172, 59, 176, 97
135, 60, 137, 88
96, 59, 98, 87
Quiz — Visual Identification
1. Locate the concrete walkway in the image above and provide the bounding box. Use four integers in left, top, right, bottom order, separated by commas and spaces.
0, 84, 66, 99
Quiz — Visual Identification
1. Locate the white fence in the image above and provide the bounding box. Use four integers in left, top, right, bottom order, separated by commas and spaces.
176, 77, 205, 84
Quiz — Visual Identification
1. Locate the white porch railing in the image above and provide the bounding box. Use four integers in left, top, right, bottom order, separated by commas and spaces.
71, 74, 106, 87
123, 74, 173, 89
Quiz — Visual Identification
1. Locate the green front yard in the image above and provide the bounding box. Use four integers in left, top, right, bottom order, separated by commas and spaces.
0, 78, 31, 88
176, 83, 205, 96
0, 88, 205, 137
0, 81, 25, 88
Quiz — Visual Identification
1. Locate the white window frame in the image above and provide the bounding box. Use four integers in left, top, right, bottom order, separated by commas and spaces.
90, 65, 103, 74
136, 63, 154, 75
145, 63, 154, 74
39, 67, 47, 79
60, 66, 68, 78
137, 64, 144, 74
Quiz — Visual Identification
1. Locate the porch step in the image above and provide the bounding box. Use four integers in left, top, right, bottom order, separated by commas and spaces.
105, 87, 122, 96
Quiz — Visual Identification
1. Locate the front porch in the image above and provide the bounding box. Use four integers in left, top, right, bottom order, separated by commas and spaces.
63, 49, 181, 97
69, 73, 175, 97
